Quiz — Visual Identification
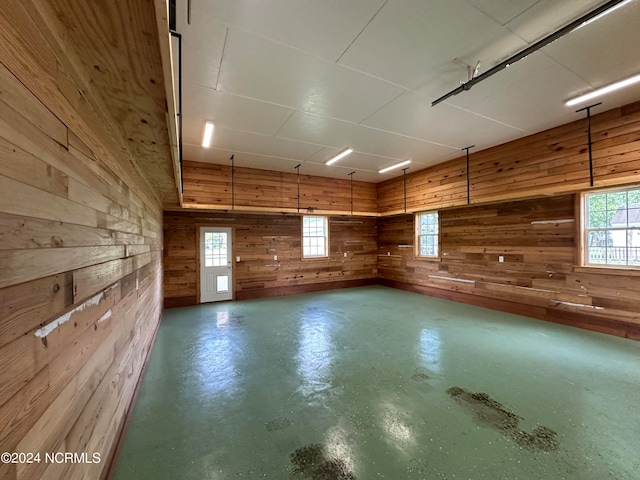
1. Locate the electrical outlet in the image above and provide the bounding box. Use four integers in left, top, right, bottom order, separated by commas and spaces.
236, 256, 240, 262
499, 255, 504, 263
274, 255, 278, 261
344, 252, 347, 257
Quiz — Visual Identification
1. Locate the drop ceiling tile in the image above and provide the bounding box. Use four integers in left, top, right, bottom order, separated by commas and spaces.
505, 0, 603, 42
276, 111, 387, 152
466, 0, 541, 25
217, 28, 405, 123
338, 0, 518, 91
191, 0, 386, 61
247, 156, 305, 172
332, 151, 400, 172
363, 91, 523, 148
182, 87, 294, 144
369, 134, 460, 164
443, 49, 556, 109
298, 162, 342, 178
329, 167, 388, 184
540, 0, 640, 87
204, 127, 323, 161
461, 62, 591, 132
177, 10, 228, 90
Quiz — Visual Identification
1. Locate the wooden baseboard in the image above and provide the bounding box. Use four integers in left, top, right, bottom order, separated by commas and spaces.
379, 279, 640, 340
164, 295, 198, 308
235, 278, 378, 300
102, 312, 164, 480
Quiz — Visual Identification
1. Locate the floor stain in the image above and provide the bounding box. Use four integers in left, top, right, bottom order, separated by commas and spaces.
412, 372, 431, 382
265, 416, 293, 432
446, 386, 559, 452
290, 444, 355, 480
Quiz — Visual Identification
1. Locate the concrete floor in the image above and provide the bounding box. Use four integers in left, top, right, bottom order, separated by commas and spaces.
114, 286, 640, 479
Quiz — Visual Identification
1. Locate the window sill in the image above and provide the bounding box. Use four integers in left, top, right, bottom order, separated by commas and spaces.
574, 265, 640, 276
415, 256, 440, 262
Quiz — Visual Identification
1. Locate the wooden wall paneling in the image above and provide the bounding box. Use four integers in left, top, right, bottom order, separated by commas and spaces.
377, 194, 640, 338
182, 161, 378, 215
164, 212, 378, 304
0, 2, 167, 478
378, 101, 640, 213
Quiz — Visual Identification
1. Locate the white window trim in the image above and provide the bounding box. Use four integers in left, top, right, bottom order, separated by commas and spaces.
302, 215, 329, 259
580, 186, 640, 269
415, 211, 440, 259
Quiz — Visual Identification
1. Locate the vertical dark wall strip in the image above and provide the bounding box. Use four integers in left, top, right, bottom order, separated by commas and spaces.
576, 102, 601, 187
348, 171, 355, 215
231, 154, 235, 210
462, 145, 474, 205
169, 0, 176, 31
295, 164, 301, 212
170, 31, 183, 193
402, 167, 409, 213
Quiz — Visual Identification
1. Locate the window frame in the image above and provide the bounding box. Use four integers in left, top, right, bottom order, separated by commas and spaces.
580, 185, 640, 269
301, 215, 329, 259
415, 210, 440, 260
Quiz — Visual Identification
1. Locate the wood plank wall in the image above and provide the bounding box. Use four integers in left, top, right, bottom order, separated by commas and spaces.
164, 212, 378, 306
377, 196, 640, 339
0, 2, 168, 479
378, 101, 640, 214
183, 160, 378, 215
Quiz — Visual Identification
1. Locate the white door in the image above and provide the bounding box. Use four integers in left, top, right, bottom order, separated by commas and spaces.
200, 227, 232, 303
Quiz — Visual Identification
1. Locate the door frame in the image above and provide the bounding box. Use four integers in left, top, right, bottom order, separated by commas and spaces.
196, 224, 236, 303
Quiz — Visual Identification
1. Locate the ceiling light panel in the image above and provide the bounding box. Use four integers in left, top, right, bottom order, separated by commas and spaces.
202, 122, 215, 147
379, 160, 411, 174
325, 148, 353, 165
566, 73, 640, 106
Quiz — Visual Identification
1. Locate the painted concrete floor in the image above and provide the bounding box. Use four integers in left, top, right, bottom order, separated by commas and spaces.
114, 286, 640, 479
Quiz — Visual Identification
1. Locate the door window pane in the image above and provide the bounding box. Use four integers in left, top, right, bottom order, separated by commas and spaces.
205, 232, 228, 267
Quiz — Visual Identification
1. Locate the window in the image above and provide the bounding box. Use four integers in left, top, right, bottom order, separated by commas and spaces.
302, 215, 328, 258
583, 186, 640, 267
416, 211, 439, 258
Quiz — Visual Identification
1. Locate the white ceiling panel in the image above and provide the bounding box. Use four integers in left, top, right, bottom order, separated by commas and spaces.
200, 127, 323, 161
177, 8, 227, 90
505, 0, 605, 42
338, 0, 521, 91
276, 111, 395, 153
466, 0, 542, 26
329, 168, 391, 184
539, 0, 640, 87
189, 0, 386, 62
363, 92, 524, 148
182, 87, 293, 143
443, 46, 556, 109
216, 29, 405, 123
459, 61, 592, 132
176, 0, 640, 183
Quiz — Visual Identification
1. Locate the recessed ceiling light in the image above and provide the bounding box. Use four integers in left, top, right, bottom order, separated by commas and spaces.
202, 121, 215, 147
565, 73, 640, 106
325, 148, 353, 166
379, 160, 411, 174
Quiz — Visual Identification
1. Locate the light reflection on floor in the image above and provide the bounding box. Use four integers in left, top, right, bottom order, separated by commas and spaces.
115, 286, 640, 480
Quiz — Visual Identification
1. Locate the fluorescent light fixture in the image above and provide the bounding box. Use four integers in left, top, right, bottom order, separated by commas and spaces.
565, 73, 640, 106
202, 121, 215, 147
379, 160, 411, 174
325, 148, 353, 165
574, 0, 633, 31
